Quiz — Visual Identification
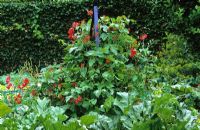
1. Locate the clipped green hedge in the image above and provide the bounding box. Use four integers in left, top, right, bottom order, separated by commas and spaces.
0, 2, 89, 74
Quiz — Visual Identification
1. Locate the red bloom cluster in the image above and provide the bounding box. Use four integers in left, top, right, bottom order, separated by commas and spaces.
6, 76, 10, 84
83, 35, 91, 43
130, 48, 137, 58
72, 22, 80, 28
14, 93, 22, 104
6, 76, 12, 89
74, 96, 82, 105
69, 96, 82, 105
6, 83, 13, 90
139, 34, 148, 41
87, 10, 93, 17
18, 78, 30, 89
68, 22, 80, 41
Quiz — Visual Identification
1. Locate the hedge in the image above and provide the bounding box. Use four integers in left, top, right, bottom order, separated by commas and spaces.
0, 0, 199, 75
0, 2, 88, 74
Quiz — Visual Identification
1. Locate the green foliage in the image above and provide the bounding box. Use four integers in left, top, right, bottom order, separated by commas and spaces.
0, 101, 12, 117
104, 0, 179, 38
1, 0, 199, 74
175, 0, 200, 53
156, 33, 200, 84
0, 1, 200, 128
0, 2, 87, 75
80, 114, 97, 126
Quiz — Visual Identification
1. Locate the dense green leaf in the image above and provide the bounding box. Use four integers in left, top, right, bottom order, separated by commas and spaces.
80, 115, 97, 126
0, 101, 12, 117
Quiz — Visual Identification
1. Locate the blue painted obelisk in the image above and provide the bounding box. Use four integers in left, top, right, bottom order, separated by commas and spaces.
93, 0, 100, 46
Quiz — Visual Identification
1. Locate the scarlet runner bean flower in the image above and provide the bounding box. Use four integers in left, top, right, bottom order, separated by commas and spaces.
24, 78, 29, 84
74, 96, 82, 105
14, 93, 22, 104
68, 27, 75, 41
68, 27, 74, 35
130, 48, 137, 58
6, 76, 11, 84
6, 83, 12, 90
139, 34, 148, 41
87, 10, 93, 17
83, 35, 91, 43
72, 22, 80, 28
21, 78, 29, 88
17, 85, 22, 89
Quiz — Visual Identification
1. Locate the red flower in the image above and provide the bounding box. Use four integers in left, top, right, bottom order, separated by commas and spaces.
22, 82, 27, 88
21, 78, 29, 88
130, 48, 137, 58
71, 82, 77, 87
77, 96, 82, 101
74, 99, 79, 105
14, 93, 22, 104
6, 83, 12, 90
74, 96, 82, 105
139, 34, 148, 41
23, 78, 29, 85
16, 93, 22, 99
68, 35, 73, 40
87, 10, 93, 17
17, 85, 22, 89
6, 76, 11, 84
72, 22, 80, 28
68, 27, 74, 36
68, 35, 76, 41
83, 35, 91, 43
15, 98, 21, 104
